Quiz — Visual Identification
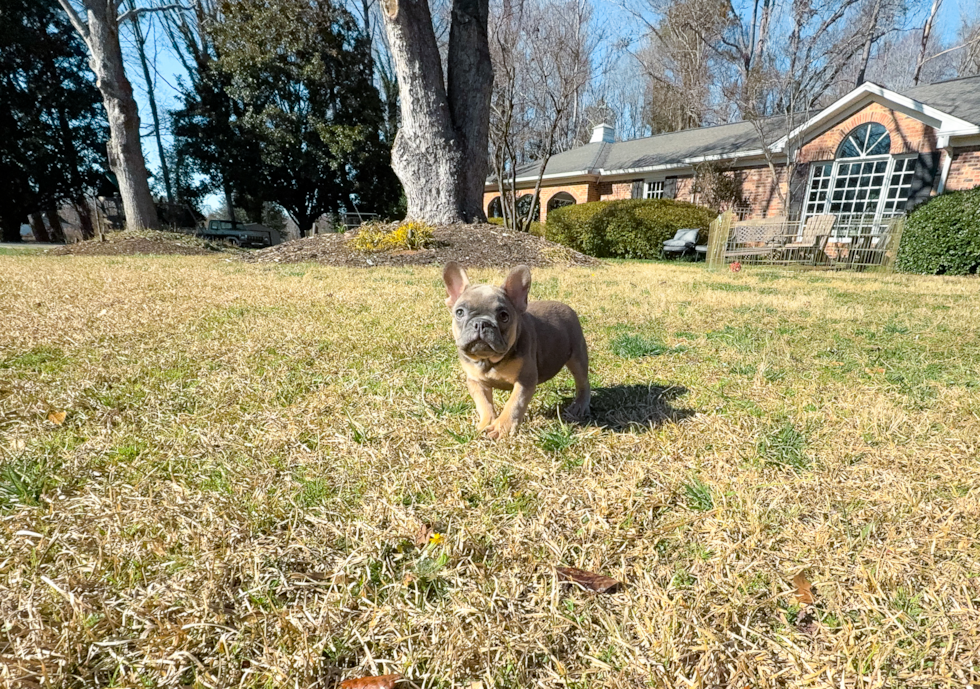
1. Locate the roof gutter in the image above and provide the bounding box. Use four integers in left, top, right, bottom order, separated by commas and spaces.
599, 149, 768, 176
484, 170, 597, 191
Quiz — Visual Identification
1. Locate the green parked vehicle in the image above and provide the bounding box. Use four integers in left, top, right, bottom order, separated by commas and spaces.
197, 219, 282, 248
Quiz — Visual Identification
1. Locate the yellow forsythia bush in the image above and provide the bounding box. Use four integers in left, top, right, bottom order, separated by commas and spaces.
348, 221, 435, 252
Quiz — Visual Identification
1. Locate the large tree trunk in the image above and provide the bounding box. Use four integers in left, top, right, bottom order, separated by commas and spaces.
62, 1, 160, 231
45, 205, 67, 243
381, 0, 491, 224
447, 0, 493, 221
30, 213, 52, 243
74, 198, 97, 239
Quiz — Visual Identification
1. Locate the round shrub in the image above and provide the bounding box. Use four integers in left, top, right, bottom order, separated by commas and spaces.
545, 198, 715, 259
896, 187, 980, 275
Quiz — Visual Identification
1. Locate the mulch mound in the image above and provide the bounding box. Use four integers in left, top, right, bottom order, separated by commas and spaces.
242, 223, 600, 268
49, 231, 230, 257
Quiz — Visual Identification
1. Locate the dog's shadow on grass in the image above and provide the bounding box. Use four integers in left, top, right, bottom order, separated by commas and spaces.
554, 383, 695, 433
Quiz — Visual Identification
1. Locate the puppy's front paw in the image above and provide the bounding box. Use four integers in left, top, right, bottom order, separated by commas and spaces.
484, 417, 515, 439
562, 400, 590, 421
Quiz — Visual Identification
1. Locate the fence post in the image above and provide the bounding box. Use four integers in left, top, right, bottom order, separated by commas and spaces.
880, 216, 905, 273
706, 211, 734, 271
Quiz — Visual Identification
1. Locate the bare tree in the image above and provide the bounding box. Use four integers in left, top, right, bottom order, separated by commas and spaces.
862, 23, 957, 90
913, 0, 942, 85
957, 11, 980, 76
380, 0, 493, 224
489, 0, 601, 231
55, 0, 181, 231
125, 0, 173, 205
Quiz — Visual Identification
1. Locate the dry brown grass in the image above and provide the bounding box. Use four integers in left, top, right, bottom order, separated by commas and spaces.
1, 255, 979, 689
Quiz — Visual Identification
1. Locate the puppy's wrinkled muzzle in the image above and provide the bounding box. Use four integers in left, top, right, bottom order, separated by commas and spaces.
460, 319, 506, 358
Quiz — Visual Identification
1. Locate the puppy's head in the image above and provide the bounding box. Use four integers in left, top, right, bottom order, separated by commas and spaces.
443, 262, 531, 361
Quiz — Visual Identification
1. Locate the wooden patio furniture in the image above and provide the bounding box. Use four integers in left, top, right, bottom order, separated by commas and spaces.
723, 216, 790, 261
779, 214, 834, 265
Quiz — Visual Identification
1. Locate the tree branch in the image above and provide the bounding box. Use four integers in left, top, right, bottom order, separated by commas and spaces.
919, 35, 980, 64
118, 3, 189, 25
55, 0, 90, 43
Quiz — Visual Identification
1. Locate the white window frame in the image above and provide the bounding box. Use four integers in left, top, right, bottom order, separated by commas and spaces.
803, 154, 916, 239
645, 180, 664, 199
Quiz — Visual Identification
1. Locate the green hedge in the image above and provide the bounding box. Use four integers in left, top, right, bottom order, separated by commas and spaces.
545, 198, 715, 259
896, 187, 980, 275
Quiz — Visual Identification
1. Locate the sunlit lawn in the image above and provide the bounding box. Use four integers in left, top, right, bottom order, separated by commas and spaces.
1, 254, 978, 688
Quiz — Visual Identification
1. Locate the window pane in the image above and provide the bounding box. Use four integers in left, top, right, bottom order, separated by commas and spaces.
837, 123, 891, 158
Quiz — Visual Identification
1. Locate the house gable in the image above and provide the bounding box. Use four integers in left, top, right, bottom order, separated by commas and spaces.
798, 100, 940, 163
774, 82, 980, 154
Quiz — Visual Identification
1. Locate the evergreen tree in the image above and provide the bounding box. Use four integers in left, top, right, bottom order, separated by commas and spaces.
172, 0, 401, 235
0, 0, 109, 241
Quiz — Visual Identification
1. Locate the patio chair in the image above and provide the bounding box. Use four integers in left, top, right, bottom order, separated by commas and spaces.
662, 228, 701, 256
780, 214, 834, 265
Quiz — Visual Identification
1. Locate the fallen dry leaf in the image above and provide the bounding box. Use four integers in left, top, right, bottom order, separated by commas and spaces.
340, 674, 401, 689
793, 572, 815, 605
413, 524, 433, 547
47, 411, 66, 425
556, 566, 622, 593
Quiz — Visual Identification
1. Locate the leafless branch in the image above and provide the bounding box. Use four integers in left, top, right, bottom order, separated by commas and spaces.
118, 3, 189, 25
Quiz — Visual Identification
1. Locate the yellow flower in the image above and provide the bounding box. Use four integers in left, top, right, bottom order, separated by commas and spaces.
428, 533, 444, 546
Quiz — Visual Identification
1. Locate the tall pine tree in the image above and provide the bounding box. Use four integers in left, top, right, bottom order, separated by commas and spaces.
0, 0, 109, 242
172, 0, 401, 235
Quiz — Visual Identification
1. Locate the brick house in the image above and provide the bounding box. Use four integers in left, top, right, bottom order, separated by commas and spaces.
484, 76, 980, 227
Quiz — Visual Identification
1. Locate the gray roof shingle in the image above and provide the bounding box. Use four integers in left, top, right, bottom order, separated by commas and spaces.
901, 75, 980, 128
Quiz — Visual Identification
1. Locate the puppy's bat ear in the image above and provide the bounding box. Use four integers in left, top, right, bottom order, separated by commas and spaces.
443, 262, 470, 307
503, 265, 531, 313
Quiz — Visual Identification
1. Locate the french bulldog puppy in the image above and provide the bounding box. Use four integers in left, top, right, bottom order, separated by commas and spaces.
443, 262, 590, 438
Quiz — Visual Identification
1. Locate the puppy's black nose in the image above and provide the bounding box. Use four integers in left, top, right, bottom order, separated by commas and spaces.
474, 318, 495, 335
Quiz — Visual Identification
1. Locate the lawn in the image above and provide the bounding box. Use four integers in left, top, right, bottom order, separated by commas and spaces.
1, 255, 979, 688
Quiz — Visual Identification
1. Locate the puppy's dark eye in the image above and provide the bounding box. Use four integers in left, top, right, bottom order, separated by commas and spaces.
498, 310, 510, 323
455, 308, 465, 318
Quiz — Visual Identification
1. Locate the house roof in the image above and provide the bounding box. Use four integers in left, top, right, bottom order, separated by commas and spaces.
901, 75, 980, 128
509, 117, 784, 182
495, 75, 980, 186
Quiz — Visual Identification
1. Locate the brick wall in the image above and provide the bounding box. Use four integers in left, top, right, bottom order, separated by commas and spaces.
946, 146, 980, 192
599, 182, 634, 201
736, 166, 788, 218
676, 176, 695, 202
798, 101, 938, 163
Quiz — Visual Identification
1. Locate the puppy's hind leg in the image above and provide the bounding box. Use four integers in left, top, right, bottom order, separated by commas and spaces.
563, 349, 591, 420
467, 378, 496, 431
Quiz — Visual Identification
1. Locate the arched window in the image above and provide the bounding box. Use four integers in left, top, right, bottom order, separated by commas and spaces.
837, 123, 890, 158
487, 196, 503, 218
804, 122, 915, 231
547, 191, 576, 212
516, 194, 540, 222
